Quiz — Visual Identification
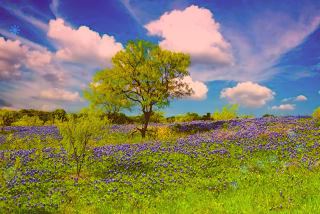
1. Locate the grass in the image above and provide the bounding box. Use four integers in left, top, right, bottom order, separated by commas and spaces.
0, 117, 320, 213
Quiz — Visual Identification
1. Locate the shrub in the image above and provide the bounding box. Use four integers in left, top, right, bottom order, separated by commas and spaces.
240, 114, 255, 119
211, 104, 239, 121
312, 107, 320, 125
173, 112, 202, 122
155, 126, 175, 141
0, 109, 17, 129
11, 115, 44, 126
150, 111, 166, 123
263, 114, 275, 118
57, 111, 109, 178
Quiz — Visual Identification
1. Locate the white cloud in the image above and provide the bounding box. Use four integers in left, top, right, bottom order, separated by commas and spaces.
0, 37, 27, 80
145, 5, 233, 66
295, 95, 308, 102
39, 88, 81, 102
0, 15, 126, 110
181, 76, 208, 100
220, 81, 275, 108
48, 18, 123, 67
272, 104, 295, 111
0, 37, 66, 82
145, 5, 320, 82
282, 95, 308, 102
215, 12, 320, 82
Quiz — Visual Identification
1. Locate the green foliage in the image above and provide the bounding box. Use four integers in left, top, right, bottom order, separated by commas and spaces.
1, 117, 320, 213
174, 112, 202, 122
312, 107, 320, 121
0, 109, 16, 128
211, 104, 239, 121
263, 114, 275, 118
134, 111, 166, 123
57, 111, 109, 178
150, 111, 166, 123
0, 116, 320, 213
88, 40, 192, 137
0, 108, 69, 127
11, 115, 44, 126
107, 112, 133, 124
154, 126, 176, 141
84, 81, 131, 117
240, 114, 255, 119
52, 109, 67, 122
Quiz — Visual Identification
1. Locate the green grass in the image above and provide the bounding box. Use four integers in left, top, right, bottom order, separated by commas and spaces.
1, 118, 320, 213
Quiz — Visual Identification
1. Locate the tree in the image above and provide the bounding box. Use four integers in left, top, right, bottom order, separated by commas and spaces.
0, 109, 16, 131
52, 109, 67, 123
57, 110, 109, 178
88, 40, 193, 137
84, 81, 131, 119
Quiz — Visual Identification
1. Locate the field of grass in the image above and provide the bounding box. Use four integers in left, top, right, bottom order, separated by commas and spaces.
0, 116, 320, 213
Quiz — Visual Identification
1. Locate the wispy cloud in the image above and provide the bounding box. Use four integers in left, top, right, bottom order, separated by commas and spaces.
282, 95, 308, 102
271, 104, 295, 111
119, 0, 143, 24
50, 0, 60, 18
0, 5, 48, 31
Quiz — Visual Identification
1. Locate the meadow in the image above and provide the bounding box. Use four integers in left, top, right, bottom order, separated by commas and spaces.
0, 115, 319, 213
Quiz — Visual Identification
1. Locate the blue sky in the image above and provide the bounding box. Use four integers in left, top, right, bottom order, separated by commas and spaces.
0, 0, 319, 116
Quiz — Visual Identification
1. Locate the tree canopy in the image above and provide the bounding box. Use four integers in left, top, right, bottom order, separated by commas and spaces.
86, 40, 193, 137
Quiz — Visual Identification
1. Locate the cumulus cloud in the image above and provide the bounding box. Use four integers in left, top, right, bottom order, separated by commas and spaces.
48, 18, 123, 67
282, 95, 308, 102
0, 37, 67, 82
0, 38, 27, 80
39, 88, 81, 102
181, 76, 208, 100
145, 5, 320, 82
220, 81, 275, 108
272, 104, 295, 111
145, 5, 233, 66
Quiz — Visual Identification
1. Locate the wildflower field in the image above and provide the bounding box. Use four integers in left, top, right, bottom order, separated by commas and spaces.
1, 116, 320, 213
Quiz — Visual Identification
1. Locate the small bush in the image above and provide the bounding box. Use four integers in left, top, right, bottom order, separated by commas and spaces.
313, 107, 320, 120
0, 109, 17, 129
173, 112, 202, 122
11, 115, 44, 126
263, 114, 275, 118
211, 104, 239, 121
57, 111, 109, 178
155, 126, 175, 141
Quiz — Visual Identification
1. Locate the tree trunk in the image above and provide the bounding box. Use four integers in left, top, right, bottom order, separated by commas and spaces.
141, 111, 151, 138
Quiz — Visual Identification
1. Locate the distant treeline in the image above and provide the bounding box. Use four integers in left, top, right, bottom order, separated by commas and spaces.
0, 107, 266, 127
0, 109, 218, 126
0, 109, 68, 126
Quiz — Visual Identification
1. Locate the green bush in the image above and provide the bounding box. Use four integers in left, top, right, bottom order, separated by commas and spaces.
11, 115, 44, 126
312, 107, 320, 126
57, 111, 109, 178
0, 109, 17, 128
211, 104, 239, 121
173, 112, 202, 122
263, 114, 275, 118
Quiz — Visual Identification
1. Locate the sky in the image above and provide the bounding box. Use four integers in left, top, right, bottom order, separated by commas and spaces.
0, 0, 319, 116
